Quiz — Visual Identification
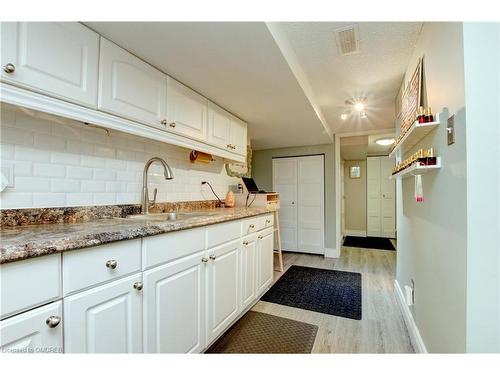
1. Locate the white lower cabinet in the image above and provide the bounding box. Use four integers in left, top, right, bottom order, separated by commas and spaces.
63, 273, 143, 353
206, 239, 240, 344
240, 234, 257, 310
143, 250, 206, 353
0, 301, 63, 354
256, 228, 274, 295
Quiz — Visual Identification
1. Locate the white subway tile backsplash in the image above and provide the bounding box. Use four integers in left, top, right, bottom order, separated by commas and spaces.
34, 163, 65, 177
0, 108, 239, 208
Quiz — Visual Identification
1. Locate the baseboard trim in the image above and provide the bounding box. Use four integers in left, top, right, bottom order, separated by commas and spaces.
344, 230, 367, 237
394, 280, 428, 353
324, 247, 340, 258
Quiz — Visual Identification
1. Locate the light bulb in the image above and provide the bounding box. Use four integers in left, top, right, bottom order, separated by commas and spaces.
354, 102, 365, 112
340, 113, 348, 120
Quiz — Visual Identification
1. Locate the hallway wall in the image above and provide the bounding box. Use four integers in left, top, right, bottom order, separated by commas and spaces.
343, 160, 366, 234
395, 22, 467, 353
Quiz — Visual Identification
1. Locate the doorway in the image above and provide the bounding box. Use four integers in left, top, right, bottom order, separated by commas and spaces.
272, 155, 325, 255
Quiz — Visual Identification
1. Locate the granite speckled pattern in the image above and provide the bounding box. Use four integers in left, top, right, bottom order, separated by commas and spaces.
0, 207, 271, 264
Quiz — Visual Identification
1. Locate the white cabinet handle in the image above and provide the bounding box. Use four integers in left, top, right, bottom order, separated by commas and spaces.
106, 259, 117, 269
3, 63, 15, 74
133, 282, 143, 291
46, 316, 61, 328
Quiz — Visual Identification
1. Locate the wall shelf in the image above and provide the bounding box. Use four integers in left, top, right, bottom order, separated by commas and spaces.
389, 116, 440, 158
390, 157, 441, 179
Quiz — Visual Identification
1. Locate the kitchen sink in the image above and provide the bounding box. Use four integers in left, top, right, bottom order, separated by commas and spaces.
126, 211, 220, 221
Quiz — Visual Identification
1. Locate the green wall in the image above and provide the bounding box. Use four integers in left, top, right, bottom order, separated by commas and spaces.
251, 143, 336, 249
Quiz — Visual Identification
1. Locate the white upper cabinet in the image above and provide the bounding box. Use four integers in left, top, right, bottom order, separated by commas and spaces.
207, 101, 231, 150
229, 115, 248, 157
98, 37, 167, 129
0, 22, 99, 107
166, 77, 208, 142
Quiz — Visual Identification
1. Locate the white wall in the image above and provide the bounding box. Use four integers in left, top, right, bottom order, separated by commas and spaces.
0, 106, 239, 208
463, 22, 500, 353
395, 22, 467, 353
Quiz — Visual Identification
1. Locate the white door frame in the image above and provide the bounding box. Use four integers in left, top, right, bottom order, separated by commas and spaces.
335, 129, 395, 254
273, 154, 325, 255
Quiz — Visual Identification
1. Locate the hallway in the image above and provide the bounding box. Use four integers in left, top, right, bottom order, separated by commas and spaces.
252, 247, 414, 353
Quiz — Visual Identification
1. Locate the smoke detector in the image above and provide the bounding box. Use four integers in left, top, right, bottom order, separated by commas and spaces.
335, 25, 360, 56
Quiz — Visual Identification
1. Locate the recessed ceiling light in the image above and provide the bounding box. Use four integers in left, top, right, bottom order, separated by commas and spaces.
354, 102, 365, 112
340, 113, 348, 120
375, 138, 395, 146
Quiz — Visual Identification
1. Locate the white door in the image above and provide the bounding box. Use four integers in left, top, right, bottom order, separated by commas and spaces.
98, 37, 167, 128
272, 158, 298, 251
64, 273, 142, 353
1, 22, 99, 107
206, 239, 240, 343
256, 228, 274, 295
240, 235, 257, 310
297, 155, 325, 254
207, 101, 231, 150
367, 157, 382, 236
167, 77, 208, 141
143, 251, 206, 353
380, 157, 396, 238
366, 157, 395, 238
229, 115, 248, 156
273, 155, 325, 254
0, 301, 63, 354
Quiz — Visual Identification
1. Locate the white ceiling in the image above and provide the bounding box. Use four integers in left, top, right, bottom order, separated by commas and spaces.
85, 22, 421, 150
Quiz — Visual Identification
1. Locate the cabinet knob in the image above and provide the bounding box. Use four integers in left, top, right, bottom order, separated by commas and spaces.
3, 63, 15, 74
249, 224, 255, 229
106, 259, 117, 269
227, 144, 231, 149
243, 240, 249, 246
258, 235, 263, 240
46, 316, 61, 328
201, 257, 209, 263
209, 254, 217, 260
266, 219, 271, 224
169, 122, 176, 128
161, 119, 167, 126
133, 282, 143, 291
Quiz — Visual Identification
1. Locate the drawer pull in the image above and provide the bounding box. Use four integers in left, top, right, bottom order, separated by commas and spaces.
46, 316, 61, 328
243, 241, 249, 246
106, 259, 117, 269
133, 282, 143, 291
3, 63, 15, 74
266, 219, 271, 224
209, 254, 217, 260
249, 224, 255, 229
169, 122, 176, 128
201, 257, 209, 263
258, 235, 263, 240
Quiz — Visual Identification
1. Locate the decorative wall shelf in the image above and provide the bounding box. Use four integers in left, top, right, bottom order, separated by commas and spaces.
390, 157, 441, 179
389, 116, 440, 158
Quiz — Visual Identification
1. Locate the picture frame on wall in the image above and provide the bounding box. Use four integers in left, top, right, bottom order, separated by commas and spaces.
350, 165, 361, 179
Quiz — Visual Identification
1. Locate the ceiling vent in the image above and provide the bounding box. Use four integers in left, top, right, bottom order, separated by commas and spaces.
335, 25, 360, 56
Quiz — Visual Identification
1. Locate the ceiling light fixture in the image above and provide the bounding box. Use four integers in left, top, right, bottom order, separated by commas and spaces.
340, 113, 348, 121
375, 138, 396, 146
354, 102, 365, 112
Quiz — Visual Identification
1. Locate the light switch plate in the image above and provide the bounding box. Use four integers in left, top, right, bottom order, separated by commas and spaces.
447, 115, 455, 145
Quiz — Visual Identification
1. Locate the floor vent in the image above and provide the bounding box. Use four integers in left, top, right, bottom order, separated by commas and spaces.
335, 25, 360, 56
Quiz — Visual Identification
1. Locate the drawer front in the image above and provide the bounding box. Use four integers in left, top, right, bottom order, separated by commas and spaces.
0, 301, 63, 353
241, 216, 264, 236
63, 239, 141, 295
1, 254, 61, 319
258, 214, 274, 230
207, 220, 241, 249
143, 227, 205, 270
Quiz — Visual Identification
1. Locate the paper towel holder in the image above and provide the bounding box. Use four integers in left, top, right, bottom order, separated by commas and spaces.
189, 150, 214, 164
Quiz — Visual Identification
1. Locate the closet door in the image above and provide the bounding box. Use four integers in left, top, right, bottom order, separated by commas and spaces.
380, 158, 396, 238
366, 157, 382, 236
297, 156, 325, 254
272, 158, 298, 251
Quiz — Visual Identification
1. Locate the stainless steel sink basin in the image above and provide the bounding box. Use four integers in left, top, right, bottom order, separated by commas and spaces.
126, 211, 220, 221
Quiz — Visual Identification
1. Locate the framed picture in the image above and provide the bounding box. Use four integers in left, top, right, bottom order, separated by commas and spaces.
350, 165, 361, 179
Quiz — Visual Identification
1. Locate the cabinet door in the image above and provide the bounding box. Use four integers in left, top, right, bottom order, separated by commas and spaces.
98, 37, 167, 128
143, 251, 206, 353
240, 235, 257, 310
229, 115, 248, 156
167, 77, 208, 141
0, 301, 63, 354
256, 229, 274, 295
1, 22, 99, 107
207, 101, 231, 150
207, 239, 240, 343
64, 273, 142, 353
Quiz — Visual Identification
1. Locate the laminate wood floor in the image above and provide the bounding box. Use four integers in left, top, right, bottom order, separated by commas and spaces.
251, 246, 414, 353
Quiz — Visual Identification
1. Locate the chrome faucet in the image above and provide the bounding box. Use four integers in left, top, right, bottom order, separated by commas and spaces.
142, 157, 174, 214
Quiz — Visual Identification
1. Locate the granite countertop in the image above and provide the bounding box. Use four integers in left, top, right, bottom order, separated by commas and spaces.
0, 207, 271, 264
